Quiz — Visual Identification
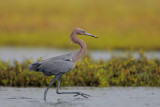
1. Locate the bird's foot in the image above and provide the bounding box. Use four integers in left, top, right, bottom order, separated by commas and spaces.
73, 92, 91, 98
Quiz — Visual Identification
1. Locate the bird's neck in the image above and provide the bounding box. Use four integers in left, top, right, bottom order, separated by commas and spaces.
70, 31, 87, 62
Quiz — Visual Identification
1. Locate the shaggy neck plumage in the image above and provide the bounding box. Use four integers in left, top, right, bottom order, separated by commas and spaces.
70, 30, 87, 62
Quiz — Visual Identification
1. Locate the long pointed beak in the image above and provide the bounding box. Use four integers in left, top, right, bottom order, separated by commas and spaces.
84, 32, 98, 38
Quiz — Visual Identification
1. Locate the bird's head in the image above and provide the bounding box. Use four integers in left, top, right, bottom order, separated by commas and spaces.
74, 28, 98, 38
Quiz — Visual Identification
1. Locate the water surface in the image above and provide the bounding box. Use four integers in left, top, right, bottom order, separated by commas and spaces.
0, 47, 160, 64
0, 87, 160, 107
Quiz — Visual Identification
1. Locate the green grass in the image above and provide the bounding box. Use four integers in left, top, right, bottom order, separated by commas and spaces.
0, 53, 160, 87
0, 0, 160, 50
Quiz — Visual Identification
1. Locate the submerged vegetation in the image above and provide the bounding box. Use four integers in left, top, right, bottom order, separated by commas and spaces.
0, 53, 160, 87
0, 0, 160, 50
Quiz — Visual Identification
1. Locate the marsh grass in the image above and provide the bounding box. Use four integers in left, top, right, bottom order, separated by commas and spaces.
0, 0, 160, 50
0, 53, 160, 87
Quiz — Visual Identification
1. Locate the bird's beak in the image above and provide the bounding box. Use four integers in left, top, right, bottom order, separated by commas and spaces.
84, 32, 98, 38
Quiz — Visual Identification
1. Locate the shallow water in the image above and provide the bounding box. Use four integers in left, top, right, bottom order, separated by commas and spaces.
0, 47, 160, 64
0, 87, 160, 107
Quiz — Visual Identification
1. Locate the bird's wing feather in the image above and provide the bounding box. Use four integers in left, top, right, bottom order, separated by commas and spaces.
42, 51, 79, 63
29, 51, 79, 76
38, 59, 76, 76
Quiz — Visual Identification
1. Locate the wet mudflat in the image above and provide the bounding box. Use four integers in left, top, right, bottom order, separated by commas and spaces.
0, 87, 160, 107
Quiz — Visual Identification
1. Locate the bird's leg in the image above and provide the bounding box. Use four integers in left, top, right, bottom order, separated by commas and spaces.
43, 75, 60, 100
56, 74, 91, 98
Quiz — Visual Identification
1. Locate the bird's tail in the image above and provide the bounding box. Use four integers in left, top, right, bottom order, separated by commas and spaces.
29, 62, 41, 71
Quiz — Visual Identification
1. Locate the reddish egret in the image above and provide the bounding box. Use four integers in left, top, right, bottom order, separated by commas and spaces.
29, 28, 98, 100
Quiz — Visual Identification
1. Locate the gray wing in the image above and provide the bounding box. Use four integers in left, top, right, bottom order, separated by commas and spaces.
29, 51, 79, 76
43, 51, 79, 62
38, 59, 76, 76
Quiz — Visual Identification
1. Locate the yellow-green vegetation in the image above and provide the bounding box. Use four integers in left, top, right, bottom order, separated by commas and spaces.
0, 0, 160, 50
0, 54, 160, 87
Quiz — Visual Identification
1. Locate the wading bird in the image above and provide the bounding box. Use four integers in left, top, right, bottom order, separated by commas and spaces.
29, 28, 98, 100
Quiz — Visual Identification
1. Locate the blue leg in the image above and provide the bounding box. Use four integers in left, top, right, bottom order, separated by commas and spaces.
43, 75, 60, 100
56, 74, 91, 98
